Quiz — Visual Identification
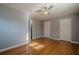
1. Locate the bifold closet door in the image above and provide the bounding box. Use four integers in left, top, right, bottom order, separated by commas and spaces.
60, 18, 71, 41
44, 21, 51, 38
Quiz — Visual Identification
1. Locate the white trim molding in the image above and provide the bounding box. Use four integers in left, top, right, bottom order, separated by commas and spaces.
0, 43, 27, 52
50, 37, 79, 44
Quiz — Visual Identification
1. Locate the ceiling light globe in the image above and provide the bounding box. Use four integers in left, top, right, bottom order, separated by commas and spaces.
44, 11, 48, 15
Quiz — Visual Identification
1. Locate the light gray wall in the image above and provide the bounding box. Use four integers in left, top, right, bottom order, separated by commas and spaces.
71, 13, 79, 42
0, 5, 29, 50
32, 19, 43, 39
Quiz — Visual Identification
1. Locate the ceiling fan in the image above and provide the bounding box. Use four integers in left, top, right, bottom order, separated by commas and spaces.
36, 5, 53, 15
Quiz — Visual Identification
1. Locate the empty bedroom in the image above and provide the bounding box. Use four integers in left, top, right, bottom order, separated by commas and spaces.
0, 3, 79, 55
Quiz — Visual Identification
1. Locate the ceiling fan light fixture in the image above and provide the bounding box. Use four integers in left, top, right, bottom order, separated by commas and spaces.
43, 11, 48, 15
36, 5, 53, 15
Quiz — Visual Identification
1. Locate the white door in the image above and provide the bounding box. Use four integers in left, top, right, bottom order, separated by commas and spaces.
60, 18, 71, 41
44, 21, 51, 37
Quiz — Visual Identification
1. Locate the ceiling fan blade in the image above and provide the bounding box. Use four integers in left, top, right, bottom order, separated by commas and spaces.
48, 5, 53, 10
36, 9, 42, 12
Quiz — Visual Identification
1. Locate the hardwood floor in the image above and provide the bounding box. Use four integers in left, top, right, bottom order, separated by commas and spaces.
0, 37, 79, 55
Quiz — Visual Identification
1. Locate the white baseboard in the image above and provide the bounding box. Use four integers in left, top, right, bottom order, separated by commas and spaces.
0, 42, 27, 52
50, 37, 79, 44
70, 41, 79, 44
33, 36, 44, 39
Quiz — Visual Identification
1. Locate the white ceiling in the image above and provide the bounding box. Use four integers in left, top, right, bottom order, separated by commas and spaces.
2, 3, 79, 20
